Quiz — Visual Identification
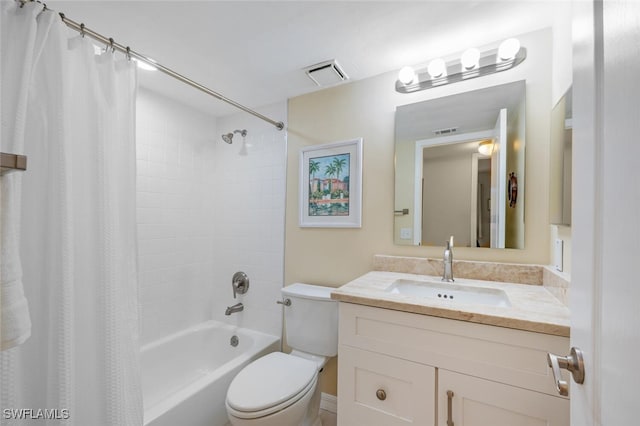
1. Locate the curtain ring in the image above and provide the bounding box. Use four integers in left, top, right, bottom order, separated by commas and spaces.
80, 23, 85, 38
109, 37, 115, 53
42, 2, 47, 11
126, 46, 131, 61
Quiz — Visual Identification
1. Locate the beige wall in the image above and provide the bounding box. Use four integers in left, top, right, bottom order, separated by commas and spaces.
285, 28, 552, 395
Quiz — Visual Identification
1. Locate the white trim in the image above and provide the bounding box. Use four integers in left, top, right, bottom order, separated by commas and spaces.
320, 392, 337, 414
570, 2, 603, 424
470, 153, 480, 246
495, 108, 507, 248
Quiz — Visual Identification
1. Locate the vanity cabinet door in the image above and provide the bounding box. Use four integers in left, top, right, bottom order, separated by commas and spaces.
337, 345, 436, 426
437, 369, 569, 426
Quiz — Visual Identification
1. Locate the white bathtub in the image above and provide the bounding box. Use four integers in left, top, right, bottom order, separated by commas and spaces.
142, 321, 280, 426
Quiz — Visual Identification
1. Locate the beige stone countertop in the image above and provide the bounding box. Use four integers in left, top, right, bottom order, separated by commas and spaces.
331, 271, 570, 337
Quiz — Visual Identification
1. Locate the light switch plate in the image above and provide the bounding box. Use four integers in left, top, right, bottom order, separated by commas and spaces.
554, 239, 564, 272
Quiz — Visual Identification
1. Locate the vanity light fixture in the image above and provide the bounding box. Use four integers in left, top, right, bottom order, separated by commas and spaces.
477, 140, 494, 156
395, 38, 526, 93
460, 47, 480, 71
427, 58, 447, 79
498, 38, 521, 61
398, 66, 418, 85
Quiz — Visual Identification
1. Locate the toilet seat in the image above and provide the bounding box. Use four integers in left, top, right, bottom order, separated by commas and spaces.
226, 352, 318, 419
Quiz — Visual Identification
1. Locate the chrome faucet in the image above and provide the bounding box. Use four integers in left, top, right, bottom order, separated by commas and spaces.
442, 236, 454, 282
225, 302, 244, 315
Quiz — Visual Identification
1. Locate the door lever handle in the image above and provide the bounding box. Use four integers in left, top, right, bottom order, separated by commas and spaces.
547, 347, 585, 396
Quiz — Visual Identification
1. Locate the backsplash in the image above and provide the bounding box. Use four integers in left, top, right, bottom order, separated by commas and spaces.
542, 267, 570, 306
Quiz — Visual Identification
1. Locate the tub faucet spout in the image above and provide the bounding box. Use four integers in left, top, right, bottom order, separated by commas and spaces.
225, 302, 244, 315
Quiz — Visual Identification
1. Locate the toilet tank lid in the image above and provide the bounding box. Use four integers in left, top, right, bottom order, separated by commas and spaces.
282, 283, 335, 301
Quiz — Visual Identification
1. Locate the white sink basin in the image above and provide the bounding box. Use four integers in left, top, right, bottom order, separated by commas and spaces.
385, 279, 511, 307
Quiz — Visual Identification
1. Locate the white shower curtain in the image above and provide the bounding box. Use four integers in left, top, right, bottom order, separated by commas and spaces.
1, 3, 142, 425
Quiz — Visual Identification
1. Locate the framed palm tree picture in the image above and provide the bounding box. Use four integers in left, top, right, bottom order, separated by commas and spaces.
299, 138, 363, 227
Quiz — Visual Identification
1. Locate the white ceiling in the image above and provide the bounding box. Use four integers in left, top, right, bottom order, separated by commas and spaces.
52, 1, 564, 118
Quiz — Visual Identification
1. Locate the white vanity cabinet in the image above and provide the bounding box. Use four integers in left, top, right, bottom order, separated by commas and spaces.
437, 370, 569, 426
339, 345, 436, 425
337, 303, 570, 426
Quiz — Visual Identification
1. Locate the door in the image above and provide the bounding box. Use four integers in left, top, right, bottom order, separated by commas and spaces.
438, 370, 568, 426
489, 108, 507, 248
570, 1, 640, 424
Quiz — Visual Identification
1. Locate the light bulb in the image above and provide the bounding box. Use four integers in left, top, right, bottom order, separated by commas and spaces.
398, 66, 417, 85
498, 38, 521, 61
461, 48, 480, 70
427, 58, 447, 79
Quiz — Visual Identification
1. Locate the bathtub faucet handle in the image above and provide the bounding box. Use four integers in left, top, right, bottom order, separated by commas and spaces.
232, 271, 250, 299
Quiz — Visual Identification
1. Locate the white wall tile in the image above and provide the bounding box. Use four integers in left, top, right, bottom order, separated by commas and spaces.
136, 88, 217, 344
212, 102, 286, 337
137, 89, 285, 344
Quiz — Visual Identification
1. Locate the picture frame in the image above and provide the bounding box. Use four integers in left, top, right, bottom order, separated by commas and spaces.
299, 138, 363, 228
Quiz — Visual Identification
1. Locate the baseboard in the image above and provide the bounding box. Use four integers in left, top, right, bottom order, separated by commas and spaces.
320, 392, 337, 413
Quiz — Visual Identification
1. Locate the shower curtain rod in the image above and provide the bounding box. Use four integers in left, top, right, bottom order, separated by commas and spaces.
18, 1, 285, 130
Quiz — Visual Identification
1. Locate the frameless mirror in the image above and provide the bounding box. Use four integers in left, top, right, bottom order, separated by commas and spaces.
394, 80, 526, 248
550, 87, 572, 226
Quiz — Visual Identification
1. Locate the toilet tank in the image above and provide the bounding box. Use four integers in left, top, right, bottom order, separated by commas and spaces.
282, 283, 338, 357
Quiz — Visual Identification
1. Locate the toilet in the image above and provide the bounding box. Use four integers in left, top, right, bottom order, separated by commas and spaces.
225, 283, 338, 426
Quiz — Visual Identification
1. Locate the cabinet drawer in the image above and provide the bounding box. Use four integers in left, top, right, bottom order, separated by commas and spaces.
339, 302, 570, 397
438, 369, 569, 426
337, 345, 436, 426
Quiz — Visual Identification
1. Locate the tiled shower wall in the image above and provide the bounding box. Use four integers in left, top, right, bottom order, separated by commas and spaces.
211, 102, 287, 337
136, 89, 286, 343
136, 89, 217, 344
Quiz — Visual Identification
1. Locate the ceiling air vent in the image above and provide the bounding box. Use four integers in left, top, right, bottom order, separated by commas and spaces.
434, 127, 458, 136
304, 60, 349, 87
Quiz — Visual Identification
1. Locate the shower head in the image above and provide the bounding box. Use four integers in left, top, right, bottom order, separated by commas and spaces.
222, 133, 234, 144
221, 129, 248, 144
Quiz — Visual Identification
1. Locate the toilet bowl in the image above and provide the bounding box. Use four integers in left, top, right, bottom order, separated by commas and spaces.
225, 352, 320, 426
225, 283, 338, 426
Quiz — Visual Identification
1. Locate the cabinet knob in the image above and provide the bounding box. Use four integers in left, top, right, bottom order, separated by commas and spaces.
376, 389, 387, 401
